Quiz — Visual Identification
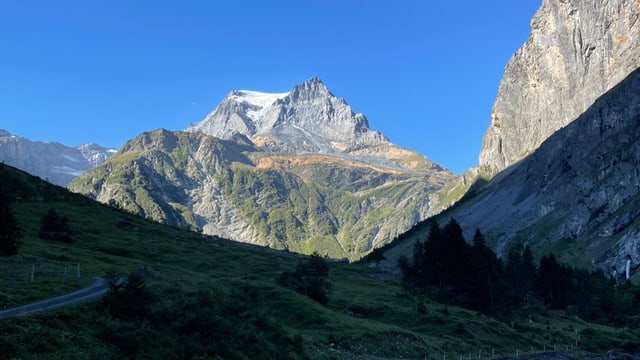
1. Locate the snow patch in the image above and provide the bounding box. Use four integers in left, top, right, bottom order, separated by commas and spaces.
229, 90, 289, 122
51, 166, 85, 176
63, 154, 83, 163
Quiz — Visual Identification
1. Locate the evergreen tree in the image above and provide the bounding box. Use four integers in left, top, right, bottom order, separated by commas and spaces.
469, 228, 502, 312
39, 208, 73, 243
503, 243, 535, 307
471, 228, 486, 249
422, 221, 444, 289
535, 254, 563, 308
0, 185, 22, 255
520, 245, 536, 295
277, 252, 331, 304
441, 218, 471, 292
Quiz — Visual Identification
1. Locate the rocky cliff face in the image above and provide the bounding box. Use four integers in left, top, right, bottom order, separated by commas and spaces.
386, 67, 640, 274
457, 68, 640, 272
0, 130, 116, 186
480, 0, 640, 174
70, 79, 455, 260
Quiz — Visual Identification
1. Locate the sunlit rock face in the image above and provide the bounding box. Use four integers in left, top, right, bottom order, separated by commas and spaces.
480, 0, 640, 174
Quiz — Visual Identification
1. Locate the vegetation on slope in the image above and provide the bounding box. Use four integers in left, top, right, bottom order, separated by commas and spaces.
69, 129, 450, 261
1, 163, 638, 359
400, 219, 640, 327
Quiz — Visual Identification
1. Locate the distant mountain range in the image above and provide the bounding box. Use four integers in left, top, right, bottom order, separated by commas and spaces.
0, 129, 116, 186
69, 78, 456, 260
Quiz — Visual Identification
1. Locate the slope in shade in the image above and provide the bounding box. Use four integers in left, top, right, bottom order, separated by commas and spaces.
400, 67, 640, 274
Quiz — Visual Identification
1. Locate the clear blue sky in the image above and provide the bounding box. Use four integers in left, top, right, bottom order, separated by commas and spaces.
1, 1, 539, 174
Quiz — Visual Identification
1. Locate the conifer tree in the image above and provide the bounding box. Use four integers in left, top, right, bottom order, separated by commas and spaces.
422, 221, 444, 289
0, 184, 22, 255
39, 208, 73, 242
469, 228, 501, 312
536, 254, 563, 307
504, 243, 536, 307
441, 218, 471, 291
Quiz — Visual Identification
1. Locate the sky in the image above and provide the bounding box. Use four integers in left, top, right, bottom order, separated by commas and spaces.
0, 1, 540, 174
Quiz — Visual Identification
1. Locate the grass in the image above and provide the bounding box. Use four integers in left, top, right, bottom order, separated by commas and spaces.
1, 164, 639, 358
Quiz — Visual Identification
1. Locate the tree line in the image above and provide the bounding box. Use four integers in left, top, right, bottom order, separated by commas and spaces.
399, 219, 640, 326
1, 180, 74, 256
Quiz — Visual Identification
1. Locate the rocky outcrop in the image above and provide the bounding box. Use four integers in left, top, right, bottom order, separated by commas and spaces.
0, 130, 116, 186
480, 0, 640, 174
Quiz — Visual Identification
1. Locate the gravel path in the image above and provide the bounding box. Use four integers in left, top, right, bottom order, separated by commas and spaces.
0, 276, 111, 319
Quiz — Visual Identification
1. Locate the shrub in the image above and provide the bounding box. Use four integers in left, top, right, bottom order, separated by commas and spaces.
277, 252, 331, 304
39, 208, 73, 243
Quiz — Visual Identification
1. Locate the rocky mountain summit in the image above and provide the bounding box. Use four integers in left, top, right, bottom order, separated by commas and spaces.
0, 129, 115, 186
186, 77, 415, 171
186, 76, 382, 151
480, 0, 640, 174
70, 79, 455, 260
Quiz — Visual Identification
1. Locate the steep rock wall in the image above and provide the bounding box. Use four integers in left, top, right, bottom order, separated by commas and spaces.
480, 0, 640, 173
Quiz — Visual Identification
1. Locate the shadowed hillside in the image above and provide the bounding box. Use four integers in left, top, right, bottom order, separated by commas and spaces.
2, 162, 638, 358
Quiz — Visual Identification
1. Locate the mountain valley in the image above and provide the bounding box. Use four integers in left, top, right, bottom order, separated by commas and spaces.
3, 0, 640, 357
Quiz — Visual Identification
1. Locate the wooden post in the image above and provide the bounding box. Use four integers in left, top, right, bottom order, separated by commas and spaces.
30, 263, 35, 283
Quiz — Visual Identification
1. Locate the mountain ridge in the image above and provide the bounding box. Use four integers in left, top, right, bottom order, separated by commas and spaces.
0, 129, 116, 186
70, 78, 455, 259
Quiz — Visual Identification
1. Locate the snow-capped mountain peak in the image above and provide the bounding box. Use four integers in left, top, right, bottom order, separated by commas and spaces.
186, 77, 389, 155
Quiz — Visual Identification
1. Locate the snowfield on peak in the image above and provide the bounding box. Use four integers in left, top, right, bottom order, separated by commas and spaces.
229, 90, 289, 122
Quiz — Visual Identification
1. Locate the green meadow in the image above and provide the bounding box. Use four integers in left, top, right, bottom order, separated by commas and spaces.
1, 164, 638, 359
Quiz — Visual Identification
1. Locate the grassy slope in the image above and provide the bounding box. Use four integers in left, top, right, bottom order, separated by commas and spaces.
1, 164, 637, 359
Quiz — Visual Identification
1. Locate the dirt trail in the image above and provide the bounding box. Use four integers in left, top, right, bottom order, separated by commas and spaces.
0, 276, 111, 319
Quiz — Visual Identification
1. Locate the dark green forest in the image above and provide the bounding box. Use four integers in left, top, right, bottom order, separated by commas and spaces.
399, 219, 640, 327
